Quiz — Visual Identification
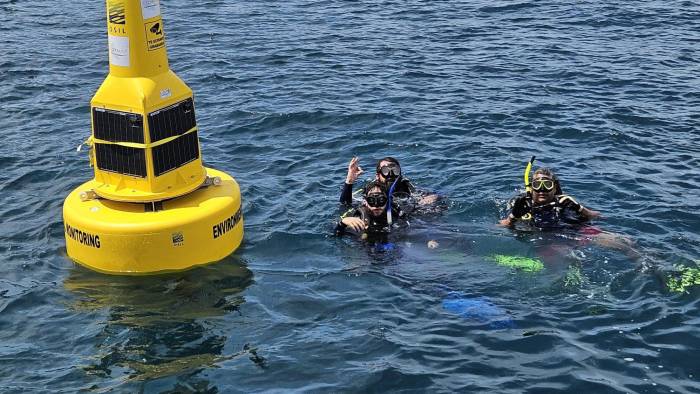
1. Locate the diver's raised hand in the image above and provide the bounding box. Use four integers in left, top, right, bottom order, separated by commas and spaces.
345, 157, 364, 184
341, 217, 366, 233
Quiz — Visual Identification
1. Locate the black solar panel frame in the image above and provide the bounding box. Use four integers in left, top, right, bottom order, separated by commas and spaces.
92, 108, 144, 143
148, 98, 196, 143
152, 131, 200, 176
94, 144, 147, 178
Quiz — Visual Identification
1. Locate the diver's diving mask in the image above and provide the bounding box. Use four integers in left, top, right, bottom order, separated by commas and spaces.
379, 164, 401, 179
532, 178, 555, 192
365, 193, 388, 208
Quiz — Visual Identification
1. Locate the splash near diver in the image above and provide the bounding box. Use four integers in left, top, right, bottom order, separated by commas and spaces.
62, 0, 243, 274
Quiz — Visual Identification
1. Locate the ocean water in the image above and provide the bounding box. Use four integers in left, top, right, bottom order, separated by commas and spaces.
2, 0, 700, 392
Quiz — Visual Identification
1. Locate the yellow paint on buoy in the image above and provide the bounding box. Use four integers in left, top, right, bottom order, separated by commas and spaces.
63, 0, 243, 274
64, 168, 243, 274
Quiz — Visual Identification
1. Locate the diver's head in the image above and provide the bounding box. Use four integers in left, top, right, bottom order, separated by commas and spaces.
531, 167, 561, 204
375, 157, 401, 185
363, 181, 388, 217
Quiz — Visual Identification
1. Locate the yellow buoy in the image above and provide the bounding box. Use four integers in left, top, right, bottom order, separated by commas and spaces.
63, 0, 243, 274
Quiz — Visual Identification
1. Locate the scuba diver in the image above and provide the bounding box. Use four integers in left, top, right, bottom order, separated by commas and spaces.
335, 180, 405, 242
500, 157, 639, 259
339, 156, 438, 207
499, 160, 600, 229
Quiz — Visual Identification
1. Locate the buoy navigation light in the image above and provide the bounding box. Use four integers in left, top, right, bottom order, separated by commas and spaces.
62, 0, 244, 274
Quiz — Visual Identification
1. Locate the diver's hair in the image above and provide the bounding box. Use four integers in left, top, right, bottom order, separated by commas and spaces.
375, 157, 400, 173
533, 167, 563, 195
363, 180, 388, 197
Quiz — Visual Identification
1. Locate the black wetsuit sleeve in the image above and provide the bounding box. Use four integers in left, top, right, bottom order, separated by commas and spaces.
339, 183, 354, 206
334, 221, 348, 236
510, 195, 529, 219
558, 195, 582, 212
393, 203, 405, 219
392, 178, 415, 198
558, 195, 587, 223
335, 207, 361, 236
402, 178, 416, 195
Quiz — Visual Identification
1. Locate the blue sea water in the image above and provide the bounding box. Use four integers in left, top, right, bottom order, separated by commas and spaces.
2, 0, 700, 392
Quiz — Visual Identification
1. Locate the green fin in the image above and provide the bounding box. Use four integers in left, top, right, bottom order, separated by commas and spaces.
667, 264, 700, 294
490, 254, 544, 272
563, 264, 583, 288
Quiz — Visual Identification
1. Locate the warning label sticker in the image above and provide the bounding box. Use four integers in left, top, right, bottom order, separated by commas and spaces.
141, 0, 161, 20
108, 35, 130, 67
144, 20, 165, 51
160, 88, 171, 99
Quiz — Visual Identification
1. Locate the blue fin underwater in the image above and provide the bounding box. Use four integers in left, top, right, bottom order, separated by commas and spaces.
442, 292, 516, 329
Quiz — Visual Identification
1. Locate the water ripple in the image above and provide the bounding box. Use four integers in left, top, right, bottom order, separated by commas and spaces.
1, 0, 700, 392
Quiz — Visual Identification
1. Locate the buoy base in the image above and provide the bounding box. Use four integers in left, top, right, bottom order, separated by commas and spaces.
63, 168, 243, 275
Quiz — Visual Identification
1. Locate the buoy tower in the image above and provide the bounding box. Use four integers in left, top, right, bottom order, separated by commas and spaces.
63, 0, 244, 274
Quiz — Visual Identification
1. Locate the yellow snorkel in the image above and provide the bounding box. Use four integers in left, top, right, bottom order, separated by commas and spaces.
524, 156, 536, 194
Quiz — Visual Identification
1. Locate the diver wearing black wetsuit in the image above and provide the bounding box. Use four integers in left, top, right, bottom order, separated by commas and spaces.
500, 164, 642, 258
339, 177, 414, 206
335, 180, 405, 243
503, 166, 599, 230
334, 203, 404, 237
508, 193, 589, 229
340, 156, 415, 206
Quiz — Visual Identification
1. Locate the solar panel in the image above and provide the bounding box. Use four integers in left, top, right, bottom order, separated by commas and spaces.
148, 98, 196, 142
92, 100, 200, 179
95, 144, 147, 177
92, 108, 144, 143
152, 131, 200, 176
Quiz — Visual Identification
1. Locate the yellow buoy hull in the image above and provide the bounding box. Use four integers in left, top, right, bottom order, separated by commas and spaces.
63, 168, 243, 275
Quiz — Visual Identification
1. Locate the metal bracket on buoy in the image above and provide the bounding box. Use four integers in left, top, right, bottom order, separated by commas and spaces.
201, 176, 222, 188
79, 189, 98, 202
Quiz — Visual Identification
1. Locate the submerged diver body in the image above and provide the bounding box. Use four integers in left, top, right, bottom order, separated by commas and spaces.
500, 158, 637, 259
